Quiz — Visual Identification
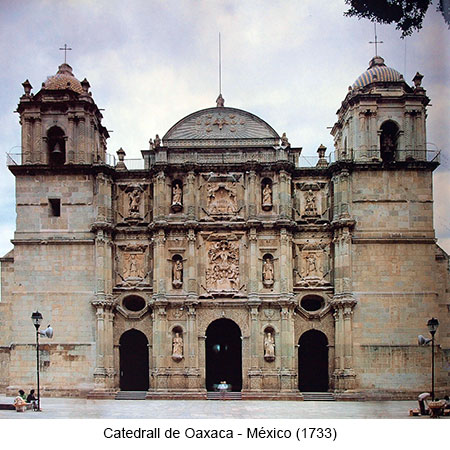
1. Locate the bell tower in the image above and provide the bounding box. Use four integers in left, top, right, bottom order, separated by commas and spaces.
17, 63, 109, 165
332, 56, 429, 163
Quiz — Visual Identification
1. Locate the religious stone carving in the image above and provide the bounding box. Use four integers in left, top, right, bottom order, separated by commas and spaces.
264, 331, 275, 362
205, 240, 239, 292
262, 183, 272, 211
207, 182, 237, 215
295, 242, 331, 288
281, 132, 290, 147
171, 182, 183, 212
117, 244, 149, 286
172, 257, 183, 289
262, 255, 274, 287
172, 332, 183, 362
304, 189, 318, 216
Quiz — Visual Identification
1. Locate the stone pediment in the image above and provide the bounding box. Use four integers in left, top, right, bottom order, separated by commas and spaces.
163, 106, 280, 148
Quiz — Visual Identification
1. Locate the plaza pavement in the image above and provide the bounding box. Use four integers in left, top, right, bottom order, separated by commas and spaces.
0, 395, 445, 419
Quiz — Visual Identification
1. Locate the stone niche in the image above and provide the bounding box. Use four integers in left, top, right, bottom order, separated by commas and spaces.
115, 182, 151, 225
115, 243, 152, 287
199, 173, 244, 221
294, 240, 332, 288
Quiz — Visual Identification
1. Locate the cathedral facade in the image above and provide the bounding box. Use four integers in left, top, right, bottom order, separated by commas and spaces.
0, 57, 448, 400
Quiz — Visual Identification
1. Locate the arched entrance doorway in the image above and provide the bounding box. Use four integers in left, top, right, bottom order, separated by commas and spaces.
298, 330, 329, 392
205, 319, 242, 392
119, 329, 149, 391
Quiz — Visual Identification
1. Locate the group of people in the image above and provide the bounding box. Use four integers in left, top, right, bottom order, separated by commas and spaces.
13, 389, 38, 412
417, 392, 450, 417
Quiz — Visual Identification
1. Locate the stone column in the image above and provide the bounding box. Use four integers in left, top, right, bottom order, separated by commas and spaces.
248, 169, 257, 218
90, 298, 115, 396
248, 228, 258, 295
78, 117, 86, 163
186, 170, 196, 220
153, 229, 166, 296
154, 171, 166, 220
279, 302, 296, 391
278, 170, 291, 219
279, 228, 293, 294
187, 229, 197, 298
22, 117, 33, 164
152, 303, 168, 390
186, 303, 200, 389
33, 117, 43, 164
331, 297, 357, 391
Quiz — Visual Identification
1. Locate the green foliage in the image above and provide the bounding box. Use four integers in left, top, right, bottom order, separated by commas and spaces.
344, 0, 449, 36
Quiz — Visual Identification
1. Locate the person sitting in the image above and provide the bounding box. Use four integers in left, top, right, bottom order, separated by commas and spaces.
27, 389, 38, 411
13, 391, 27, 412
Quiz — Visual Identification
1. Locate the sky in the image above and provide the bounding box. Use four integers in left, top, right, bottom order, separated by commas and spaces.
0, 0, 448, 255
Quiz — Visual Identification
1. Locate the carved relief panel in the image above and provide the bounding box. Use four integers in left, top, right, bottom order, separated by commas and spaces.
115, 183, 151, 224
199, 173, 243, 221
293, 181, 330, 222
294, 240, 332, 288
115, 243, 152, 287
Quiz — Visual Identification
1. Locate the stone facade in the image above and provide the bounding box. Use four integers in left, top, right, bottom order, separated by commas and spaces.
0, 58, 448, 400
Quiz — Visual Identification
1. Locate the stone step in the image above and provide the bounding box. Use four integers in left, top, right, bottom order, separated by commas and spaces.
302, 392, 335, 401
115, 391, 147, 400
207, 391, 242, 400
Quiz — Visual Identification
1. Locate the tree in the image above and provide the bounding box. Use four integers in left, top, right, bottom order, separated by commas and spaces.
344, 0, 450, 36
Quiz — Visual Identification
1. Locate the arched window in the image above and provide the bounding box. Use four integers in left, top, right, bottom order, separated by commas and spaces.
47, 126, 66, 165
380, 121, 399, 162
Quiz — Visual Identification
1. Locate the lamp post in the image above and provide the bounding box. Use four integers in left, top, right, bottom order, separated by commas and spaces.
427, 317, 439, 401
31, 311, 43, 411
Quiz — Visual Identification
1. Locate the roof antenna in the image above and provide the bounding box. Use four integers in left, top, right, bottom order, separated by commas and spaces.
216, 32, 224, 107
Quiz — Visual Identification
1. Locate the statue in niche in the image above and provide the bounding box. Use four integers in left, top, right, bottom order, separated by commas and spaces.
262, 256, 274, 287
262, 183, 272, 211
206, 240, 239, 291
128, 188, 142, 217
304, 189, 318, 216
264, 332, 275, 362
172, 332, 183, 362
171, 182, 182, 212
172, 258, 183, 288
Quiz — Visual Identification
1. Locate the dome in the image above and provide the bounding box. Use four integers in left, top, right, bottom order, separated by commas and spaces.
163, 104, 280, 148
43, 63, 84, 94
352, 56, 402, 89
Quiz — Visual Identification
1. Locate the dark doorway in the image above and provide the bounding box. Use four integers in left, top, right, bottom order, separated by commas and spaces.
298, 330, 329, 392
119, 329, 149, 391
205, 319, 242, 392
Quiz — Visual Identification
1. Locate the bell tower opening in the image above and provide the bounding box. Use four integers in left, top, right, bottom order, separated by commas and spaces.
298, 329, 329, 392
380, 120, 399, 163
205, 318, 242, 392
47, 126, 66, 165
119, 329, 149, 391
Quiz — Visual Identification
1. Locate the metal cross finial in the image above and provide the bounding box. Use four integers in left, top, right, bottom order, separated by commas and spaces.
369, 23, 383, 56
59, 44, 72, 64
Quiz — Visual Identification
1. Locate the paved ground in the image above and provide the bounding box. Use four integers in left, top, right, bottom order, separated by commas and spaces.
1, 395, 445, 419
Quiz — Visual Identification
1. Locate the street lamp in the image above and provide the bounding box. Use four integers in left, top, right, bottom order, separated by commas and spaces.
427, 317, 439, 401
31, 311, 53, 412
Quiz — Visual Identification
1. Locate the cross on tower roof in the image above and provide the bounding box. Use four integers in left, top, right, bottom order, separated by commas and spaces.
59, 44, 72, 64
369, 23, 383, 56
